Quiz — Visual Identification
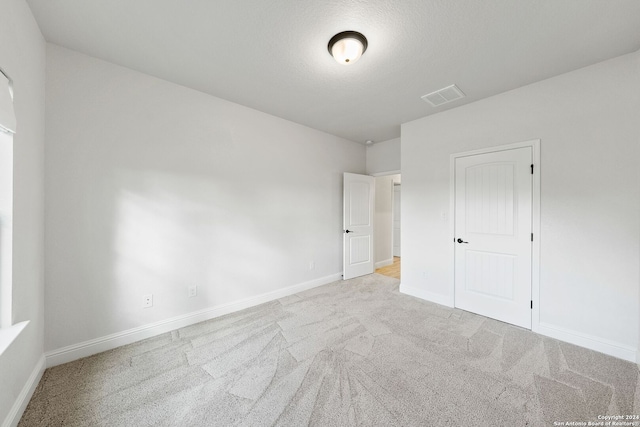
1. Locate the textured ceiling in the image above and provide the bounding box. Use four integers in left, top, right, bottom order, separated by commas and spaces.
26, 0, 640, 143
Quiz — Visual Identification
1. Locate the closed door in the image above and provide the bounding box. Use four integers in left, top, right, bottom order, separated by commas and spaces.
343, 173, 375, 280
454, 147, 532, 329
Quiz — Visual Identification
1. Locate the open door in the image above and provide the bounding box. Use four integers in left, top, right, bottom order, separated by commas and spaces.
343, 173, 375, 280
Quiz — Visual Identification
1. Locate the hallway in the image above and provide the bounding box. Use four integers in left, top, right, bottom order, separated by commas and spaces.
375, 256, 400, 279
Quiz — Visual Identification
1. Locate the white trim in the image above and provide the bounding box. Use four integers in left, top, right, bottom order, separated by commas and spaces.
45, 273, 341, 367
449, 139, 541, 332
2, 354, 45, 427
450, 140, 539, 159
375, 258, 394, 269
0, 321, 28, 357
398, 285, 638, 363
530, 141, 541, 334
0, 131, 14, 328
537, 322, 637, 363
391, 184, 400, 258
369, 169, 401, 177
0, 68, 16, 135
399, 283, 454, 307
389, 182, 394, 260
449, 153, 456, 310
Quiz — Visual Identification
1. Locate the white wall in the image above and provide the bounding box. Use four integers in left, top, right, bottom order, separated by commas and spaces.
44, 45, 365, 353
0, 0, 46, 423
393, 184, 401, 257
374, 175, 393, 267
366, 137, 400, 175
401, 51, 640, 361
374, 174, 400, 267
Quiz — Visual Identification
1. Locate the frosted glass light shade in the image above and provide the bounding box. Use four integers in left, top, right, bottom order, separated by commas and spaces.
328, 31, 368, 65
331, 37, 364, 64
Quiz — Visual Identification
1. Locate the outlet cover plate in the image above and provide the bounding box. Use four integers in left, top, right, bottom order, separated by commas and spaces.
143, 294, 153, 308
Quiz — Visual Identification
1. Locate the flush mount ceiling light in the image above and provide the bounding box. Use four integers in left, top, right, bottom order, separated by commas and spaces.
328, 31, 368, 65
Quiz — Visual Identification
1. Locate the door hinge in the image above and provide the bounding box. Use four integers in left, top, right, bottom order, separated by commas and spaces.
531, 300, 533, 309
531, 164, 534, 174
531, 233, 533, 242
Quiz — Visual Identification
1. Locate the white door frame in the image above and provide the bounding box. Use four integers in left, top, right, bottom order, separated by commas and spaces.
449, 139, 541, 332
392, 184, 401, 258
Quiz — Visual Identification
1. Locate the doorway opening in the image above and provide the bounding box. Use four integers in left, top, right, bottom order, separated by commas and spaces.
374, 173, 401, 280
376, 256, 400, 279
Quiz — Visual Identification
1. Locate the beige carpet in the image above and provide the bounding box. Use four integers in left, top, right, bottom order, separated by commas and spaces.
20, 274, 640, 426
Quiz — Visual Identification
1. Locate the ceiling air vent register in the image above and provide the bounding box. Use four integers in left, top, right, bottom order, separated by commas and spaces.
421, 84, 465, 107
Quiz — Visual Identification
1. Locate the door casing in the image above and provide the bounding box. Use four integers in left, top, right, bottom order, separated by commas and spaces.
449, 139, 541, 332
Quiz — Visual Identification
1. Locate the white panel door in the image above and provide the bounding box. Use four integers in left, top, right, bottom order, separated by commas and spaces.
343, 173, 375, 280
454, 147, 532, 329
393, 185, 401, 257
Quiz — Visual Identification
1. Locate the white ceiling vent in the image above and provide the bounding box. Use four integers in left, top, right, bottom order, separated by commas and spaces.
421, 84, 465, 107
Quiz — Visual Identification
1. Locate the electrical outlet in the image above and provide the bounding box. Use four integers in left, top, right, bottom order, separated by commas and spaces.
188, 285, 197, 298
143, 294, 153, 308
309, 261, 315, 270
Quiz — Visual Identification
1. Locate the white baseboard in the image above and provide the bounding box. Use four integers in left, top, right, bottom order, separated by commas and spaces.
375, 259, 394, 269
399, 283, 454, 307
536, 322, 638, 364
45, 273, 342, 368
2, 354, 45, 427
397, 284, 640, 364
399, 285, 639, 363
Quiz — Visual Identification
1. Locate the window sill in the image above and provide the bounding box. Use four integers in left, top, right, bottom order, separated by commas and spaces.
0, 320, 29, 357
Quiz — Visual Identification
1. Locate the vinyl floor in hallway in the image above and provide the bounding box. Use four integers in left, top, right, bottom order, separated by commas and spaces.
375, 256, 400, 279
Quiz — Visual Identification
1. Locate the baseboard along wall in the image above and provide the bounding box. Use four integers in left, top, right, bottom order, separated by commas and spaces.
375, 259, 394, 269
2, 354, 45, 427
45, 273, 342, 368
399, 284, 639, 363
399, 283, 454, 308
536, 322, 638, 364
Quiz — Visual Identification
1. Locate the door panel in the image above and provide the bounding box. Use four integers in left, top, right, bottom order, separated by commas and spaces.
454, 147, 532, 329
349, 235, 372, 264
466, 163, 515, 235
343, 173, 375, 280
349, 182, 371, 226
465, 250, 515, 300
